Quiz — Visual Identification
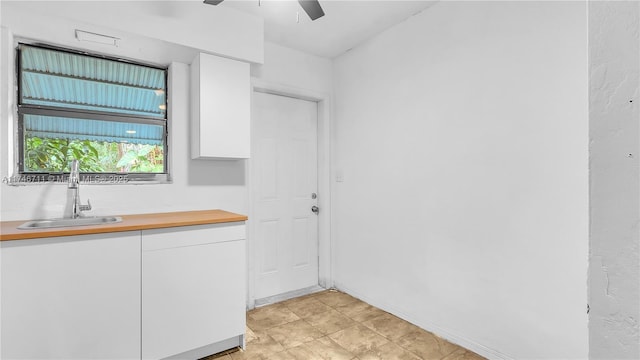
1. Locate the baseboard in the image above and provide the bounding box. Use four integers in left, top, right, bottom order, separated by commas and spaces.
254, 285, 326, 308
163, 335, 243, 360
333, 281, 513, 360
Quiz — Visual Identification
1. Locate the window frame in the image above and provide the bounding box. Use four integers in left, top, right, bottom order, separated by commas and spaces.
15, 42, 170, 184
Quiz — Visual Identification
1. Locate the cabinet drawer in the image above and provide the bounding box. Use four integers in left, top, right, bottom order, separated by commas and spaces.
142, 222, 245, 251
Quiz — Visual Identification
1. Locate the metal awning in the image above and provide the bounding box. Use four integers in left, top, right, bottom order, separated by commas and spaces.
19, 44, 167, 145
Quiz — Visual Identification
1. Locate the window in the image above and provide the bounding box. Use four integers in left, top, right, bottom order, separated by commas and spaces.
17, 43, 168, 182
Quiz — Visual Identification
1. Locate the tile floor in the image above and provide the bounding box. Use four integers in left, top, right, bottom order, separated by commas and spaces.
204, 290, 485, 360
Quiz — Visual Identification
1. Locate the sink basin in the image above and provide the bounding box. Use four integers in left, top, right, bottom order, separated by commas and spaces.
18, 216, 122, 230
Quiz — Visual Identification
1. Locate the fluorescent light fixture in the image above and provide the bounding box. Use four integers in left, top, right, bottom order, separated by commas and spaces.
158, 104, 167, 110
126, 130, 137, 134
75, 30, 119, 47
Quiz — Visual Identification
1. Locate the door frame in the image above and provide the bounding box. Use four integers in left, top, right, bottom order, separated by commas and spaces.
246, 78, 333, 309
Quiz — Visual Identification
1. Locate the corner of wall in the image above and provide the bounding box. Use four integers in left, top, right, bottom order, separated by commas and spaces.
588, 1, 640, 358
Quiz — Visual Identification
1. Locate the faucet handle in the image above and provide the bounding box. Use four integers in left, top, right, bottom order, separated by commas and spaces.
79, 199, 92, 212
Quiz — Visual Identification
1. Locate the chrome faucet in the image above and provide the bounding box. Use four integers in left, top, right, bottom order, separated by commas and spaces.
68, 159, 91, 218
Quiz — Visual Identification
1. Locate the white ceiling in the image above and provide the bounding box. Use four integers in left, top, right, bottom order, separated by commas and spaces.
219, 0, 437, 58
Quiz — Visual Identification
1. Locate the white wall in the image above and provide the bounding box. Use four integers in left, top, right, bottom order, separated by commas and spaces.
589, 2, 640, 359
332, 2, 589, 359
251, 41, 333, 95
0, 2, 265, 221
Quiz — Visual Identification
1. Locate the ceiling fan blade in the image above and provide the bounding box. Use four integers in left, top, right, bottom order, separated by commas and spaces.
298, 0, 325, 21
203, 0, 224, 5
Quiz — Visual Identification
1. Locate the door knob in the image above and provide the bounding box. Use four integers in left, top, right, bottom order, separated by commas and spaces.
311, 205, 319, 214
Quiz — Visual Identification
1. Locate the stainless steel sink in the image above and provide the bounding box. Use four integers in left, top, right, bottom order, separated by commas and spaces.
18, 216, 122, 230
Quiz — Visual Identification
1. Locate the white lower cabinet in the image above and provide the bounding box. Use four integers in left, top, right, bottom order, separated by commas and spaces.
1, 232, 141, 360
1, 222, 246, 360
142, 223, 246, 360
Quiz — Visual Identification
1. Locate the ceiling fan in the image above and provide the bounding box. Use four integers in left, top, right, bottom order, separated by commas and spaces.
203, 0, 325, 21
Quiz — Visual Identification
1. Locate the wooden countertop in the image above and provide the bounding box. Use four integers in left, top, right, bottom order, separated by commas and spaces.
0, 210, 248, 241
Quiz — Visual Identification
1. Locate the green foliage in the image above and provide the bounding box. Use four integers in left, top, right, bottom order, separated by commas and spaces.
24, 136, 164, 173
115, 144, 164, 173
25, 137, 102, 172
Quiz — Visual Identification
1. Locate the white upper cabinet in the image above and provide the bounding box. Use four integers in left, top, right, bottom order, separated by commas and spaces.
190, 53, 250, 159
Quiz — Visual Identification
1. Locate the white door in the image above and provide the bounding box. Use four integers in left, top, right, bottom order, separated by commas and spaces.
251, 91, 319, 300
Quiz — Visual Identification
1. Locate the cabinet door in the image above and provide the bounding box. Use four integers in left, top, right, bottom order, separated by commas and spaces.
190, 52, 250, 159
1, 232, 141, 359
142, 224, 246, 360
